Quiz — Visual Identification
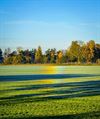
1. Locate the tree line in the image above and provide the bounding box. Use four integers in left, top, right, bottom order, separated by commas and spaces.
0, 40, 100, 64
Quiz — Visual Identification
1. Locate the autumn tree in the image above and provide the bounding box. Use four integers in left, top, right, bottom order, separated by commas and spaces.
83, 40, 95, 63
56, 50, 63, 64
1, 40, 100, 64
9, 51, 21, 64
3, 48, 12, 64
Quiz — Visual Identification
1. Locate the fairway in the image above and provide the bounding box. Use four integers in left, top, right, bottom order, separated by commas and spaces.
0, 66, 100, 119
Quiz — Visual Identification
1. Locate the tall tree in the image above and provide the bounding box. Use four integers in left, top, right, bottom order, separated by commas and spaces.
45, 49, 51, 63
4, 48, 11, 58
56, 50, 63, 64
69, 41, 81, 63
95, 44, 100, 62
31, 49, 36, 63
35, 46, 43, 63
0, 49, 3, 63
17, 47, 23, 54
24, 49, 31, 63
84, 40, 95, 63
1, 40, 100, 64
50, 48, 56, 63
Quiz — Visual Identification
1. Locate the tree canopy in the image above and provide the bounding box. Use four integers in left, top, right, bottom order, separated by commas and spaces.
0, 40, 100, 64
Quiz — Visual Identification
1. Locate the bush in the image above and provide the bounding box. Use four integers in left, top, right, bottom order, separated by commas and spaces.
96, 59, 100, 64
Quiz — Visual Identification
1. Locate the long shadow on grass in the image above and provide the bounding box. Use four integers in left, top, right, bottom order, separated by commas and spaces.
8, 80, 100, 91
0, 80, 100, 105
2, 111, 100, 119
1, 80, 100, 92
0, 74, 100, 82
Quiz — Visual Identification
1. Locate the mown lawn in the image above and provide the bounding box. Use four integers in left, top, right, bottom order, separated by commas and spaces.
0, 66, 100, 119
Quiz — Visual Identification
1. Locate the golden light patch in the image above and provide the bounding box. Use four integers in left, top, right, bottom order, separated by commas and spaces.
41, 79, 54, 84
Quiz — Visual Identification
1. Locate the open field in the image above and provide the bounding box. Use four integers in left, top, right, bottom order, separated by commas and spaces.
0, 66, 100, 119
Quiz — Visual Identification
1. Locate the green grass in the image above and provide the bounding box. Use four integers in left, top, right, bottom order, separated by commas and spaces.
0, 66, 100, 119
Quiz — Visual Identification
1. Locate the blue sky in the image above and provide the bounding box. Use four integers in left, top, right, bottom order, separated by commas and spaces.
0, 0, 99, 51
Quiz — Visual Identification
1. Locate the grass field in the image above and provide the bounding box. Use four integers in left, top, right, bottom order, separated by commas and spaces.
0, 66, 100, 119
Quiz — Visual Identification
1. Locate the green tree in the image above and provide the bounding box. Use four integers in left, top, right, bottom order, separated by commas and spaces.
35, 46, 43, 63
69, 41, 81, 63
24, 50, 31, 63
12, 55, 22, 64
64, 50, 71, 63
95, 44, 100, 63
17, 47, 23, 54
0, 49, 3, 63
30, 49, 36, 63
3, 57, 12, 64
45, 49, 51, 63
50, 48, 56, 63
4, 48, 11, 58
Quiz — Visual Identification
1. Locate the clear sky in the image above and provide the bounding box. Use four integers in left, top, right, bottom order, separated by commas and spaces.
0, 0, 99, 51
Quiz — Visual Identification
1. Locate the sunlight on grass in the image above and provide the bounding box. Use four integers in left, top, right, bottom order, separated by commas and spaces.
0, 66, 100, 119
